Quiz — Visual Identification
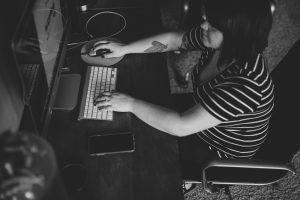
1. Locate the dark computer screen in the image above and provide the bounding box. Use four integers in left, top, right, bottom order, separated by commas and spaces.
11, 0, 68, 133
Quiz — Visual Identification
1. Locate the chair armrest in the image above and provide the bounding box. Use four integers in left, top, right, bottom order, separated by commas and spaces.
202, 159, 296, 193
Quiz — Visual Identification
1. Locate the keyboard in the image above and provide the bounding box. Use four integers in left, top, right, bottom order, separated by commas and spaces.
78, 66, 117, 121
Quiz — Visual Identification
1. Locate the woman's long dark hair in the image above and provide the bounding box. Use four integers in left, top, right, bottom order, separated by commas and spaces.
205, 0, 273, 65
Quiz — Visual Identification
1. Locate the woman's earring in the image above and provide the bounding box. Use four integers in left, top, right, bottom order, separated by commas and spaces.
201, 22, 209, 31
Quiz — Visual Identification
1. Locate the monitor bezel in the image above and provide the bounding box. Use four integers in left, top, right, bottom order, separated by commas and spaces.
11, 0, 71, 136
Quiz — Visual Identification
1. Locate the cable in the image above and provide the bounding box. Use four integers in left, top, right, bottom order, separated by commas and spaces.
85, 11, 127, 38
67, 43, 86, 51
34, 8, 65, 23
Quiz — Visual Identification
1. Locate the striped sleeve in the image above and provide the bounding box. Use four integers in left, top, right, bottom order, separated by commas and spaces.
186, 26, 208, 51
196, 78, 261, 121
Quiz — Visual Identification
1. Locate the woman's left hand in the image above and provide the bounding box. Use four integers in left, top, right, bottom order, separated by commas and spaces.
94, 92, 134, 112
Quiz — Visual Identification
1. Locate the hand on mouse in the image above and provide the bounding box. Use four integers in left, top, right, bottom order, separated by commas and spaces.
90, 40, 127, 58
88, 48, 111, 58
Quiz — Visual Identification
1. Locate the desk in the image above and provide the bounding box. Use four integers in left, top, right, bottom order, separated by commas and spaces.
46, 6, 184, 200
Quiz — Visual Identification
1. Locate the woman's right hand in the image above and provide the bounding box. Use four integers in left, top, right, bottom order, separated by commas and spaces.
90, 40, 127, 58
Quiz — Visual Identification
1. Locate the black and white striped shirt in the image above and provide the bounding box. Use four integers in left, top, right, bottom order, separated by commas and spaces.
188, 26, 275, 158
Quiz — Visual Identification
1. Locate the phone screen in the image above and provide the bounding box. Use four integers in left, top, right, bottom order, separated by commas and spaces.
88, 132, 134, 156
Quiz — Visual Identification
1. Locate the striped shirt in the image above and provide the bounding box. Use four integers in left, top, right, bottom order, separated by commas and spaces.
187, 26, 275, 158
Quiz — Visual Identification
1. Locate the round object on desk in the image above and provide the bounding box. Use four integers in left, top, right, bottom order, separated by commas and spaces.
80, 37, 124, 66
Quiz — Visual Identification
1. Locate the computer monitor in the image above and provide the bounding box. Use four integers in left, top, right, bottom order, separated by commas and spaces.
11, 0, 70, 135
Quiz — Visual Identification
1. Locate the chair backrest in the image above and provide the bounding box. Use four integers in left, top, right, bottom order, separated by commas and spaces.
254, 38, 300, 163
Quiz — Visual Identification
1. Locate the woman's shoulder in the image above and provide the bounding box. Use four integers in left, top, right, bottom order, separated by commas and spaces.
232, 54, 269, 78
220, 54, 273, 95
216, 57, 262, 86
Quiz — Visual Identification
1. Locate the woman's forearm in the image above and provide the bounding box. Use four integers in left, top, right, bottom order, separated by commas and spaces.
95, 93, 220, 136
129, 98, 190, 137
124, 31, 184, 54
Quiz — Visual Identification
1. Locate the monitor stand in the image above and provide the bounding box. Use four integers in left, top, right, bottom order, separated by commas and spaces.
53, 74, 81, 110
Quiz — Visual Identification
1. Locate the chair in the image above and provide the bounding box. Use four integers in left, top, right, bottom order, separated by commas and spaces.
182, 38, 300, 197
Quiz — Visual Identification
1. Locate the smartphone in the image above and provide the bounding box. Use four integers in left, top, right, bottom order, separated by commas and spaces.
88, 132, 135, 156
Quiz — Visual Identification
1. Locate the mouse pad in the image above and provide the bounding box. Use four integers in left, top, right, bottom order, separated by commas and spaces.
80, 37, 124, 66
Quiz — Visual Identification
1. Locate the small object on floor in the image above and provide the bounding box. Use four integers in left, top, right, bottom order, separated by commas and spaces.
175, 72, 191, 89
182, 182, 197, 194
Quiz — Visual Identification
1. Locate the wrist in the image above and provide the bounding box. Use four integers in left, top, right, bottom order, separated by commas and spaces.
120, 44, 131, 55
128, 97, 137, 113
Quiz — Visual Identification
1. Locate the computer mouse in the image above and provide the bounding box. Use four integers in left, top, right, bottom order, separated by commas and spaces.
89, 48, 111, 57
81, 37, 124, 66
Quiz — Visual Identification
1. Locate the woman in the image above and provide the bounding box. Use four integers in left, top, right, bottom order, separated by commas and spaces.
92, 0, 274, 193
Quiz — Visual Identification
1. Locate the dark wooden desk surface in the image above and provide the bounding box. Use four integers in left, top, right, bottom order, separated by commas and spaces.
46, 6, 184, 200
